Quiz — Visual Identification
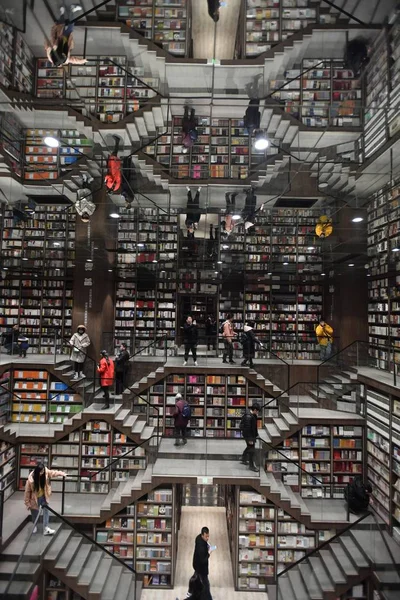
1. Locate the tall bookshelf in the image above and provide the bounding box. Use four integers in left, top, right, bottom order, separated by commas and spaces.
0, 24, 34, 93
0, 204, 75, 353
117, 0, 190, 57
0, 439, 15, 501
0, 111, 24, 176
95, 485, 178, 588
43, 572, 85, 600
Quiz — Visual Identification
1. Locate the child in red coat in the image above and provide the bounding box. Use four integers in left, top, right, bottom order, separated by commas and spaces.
105, 135, 122, 193
97, 350, 115, 409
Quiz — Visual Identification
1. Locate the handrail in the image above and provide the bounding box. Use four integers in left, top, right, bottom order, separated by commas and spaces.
46, 505, 137, 574
277, 511, 371, 578
102, 333, 168, 360
4, 508, 42, 597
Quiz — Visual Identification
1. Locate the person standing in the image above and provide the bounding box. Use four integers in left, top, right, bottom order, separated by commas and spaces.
222, 313, 236, 364
181, 105, 198, 151
183, 316, 198, 366
221, 192, 238, 238
240, 403, 260, 473
18, 333, 29, 358
205, 315, 217, 352
115, 343, 130, 395
105, 135, 123, 193
24, 462, 67, 535
45, 4, 87, 66
69, 325, 91, 380
207, 0, 220, 22
242, 188, 257, 230
74, 173, 96, 223
241, 321, 258, 368
315, 318, 334, 360
192, 526, 213, 600
97, 350, 115, 410
185, 187, 202, 232
173, 393, 190, 446
244, 100, 261, 136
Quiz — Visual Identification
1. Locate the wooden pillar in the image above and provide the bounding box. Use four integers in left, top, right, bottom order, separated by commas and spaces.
72, 187, 118, 361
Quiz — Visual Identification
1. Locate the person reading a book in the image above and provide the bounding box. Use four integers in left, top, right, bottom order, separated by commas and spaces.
192, 526, 214, 600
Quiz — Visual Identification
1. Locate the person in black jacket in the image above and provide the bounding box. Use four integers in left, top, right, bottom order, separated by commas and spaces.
183, 316, 198, 366
241, 322, 258, 368
192, 526, 213, 600
244, 100, 261, 136
240, 403, 260, 472
207, 0, 220, 22
115, 343, 130, 395
345, 476, 372, 514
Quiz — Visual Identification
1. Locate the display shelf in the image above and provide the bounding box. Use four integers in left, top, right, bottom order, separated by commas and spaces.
44, 572, 85, 600
12, 370, 48, 424
14, 32, 34, 94
0, 440, 16, 500
24, 129, 59, 181
0, 370, 11, 426
117, 0, 189, 57
0, 111, 24, 176
36, 59, 65, 99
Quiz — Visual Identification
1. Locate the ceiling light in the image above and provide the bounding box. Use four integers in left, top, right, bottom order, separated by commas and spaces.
152, 259, 158, 263
352, 217, 363, 223
307, 246, 315, 250
392, 248, 400, 252
108, 269, 113, 272
232, 214, 241, 221
321, 273, 326, 276
3, 267, 8, 270
319, 182, 329, 189
222, 244, 229, 249
267, 272, 272, 275
109, 212, 120, 219
54, 242, 61, 246
254, 131, 269, 150
22, 257, 28, 261
348, 263, 355, 267
137, 243, 144, 247
87, 259, 93, 262
55, 268, 60, 271
367, 274, 371, 277
161, 269, 165, 273
44, 136, 60, 148
283, 262, 288, 265
217, 260, 223, 264
215, 271, 218, 274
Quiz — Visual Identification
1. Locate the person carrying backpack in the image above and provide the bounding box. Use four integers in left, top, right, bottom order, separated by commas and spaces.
173, 393, 191, 446
241, 321, 258, 368
345, 476, 372, 514
240, 403, 260, 472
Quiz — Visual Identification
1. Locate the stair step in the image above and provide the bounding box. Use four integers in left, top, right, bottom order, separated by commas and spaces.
77, 550, 103, 587
266, 584, 277, 600
89, 556, 114, 593
329, 542, 358, 576
102, 565, 124, 600
283, 486, 301, 509
259, 428, 272, 444
287, 569, 309, 600
131, 420, 145, 434
115, 571, 134, 600
141, 425, 154, 440
101, 487, 119, 511
55, 536, 82, 570
319, 548, 346, 584
44, 528, 73, 562
0, 561, 39, 580
309, 556, 335, 592
265, 423, 280, 438
298, 562, 323, 599
276, 574, 293, 600
66, 542, 92, 578
123, 414, 138, 428
115, 408, 130, 423
282, 412, 298, 426
273, 479, 291, 501
0, 580, 34, 598
292, 493, 311, 517
273, 417, 290, 432
338, 535, 369, 569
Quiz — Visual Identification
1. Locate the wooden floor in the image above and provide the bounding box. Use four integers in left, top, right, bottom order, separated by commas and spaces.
140, 506, 269, 600
192, 0, 242, 60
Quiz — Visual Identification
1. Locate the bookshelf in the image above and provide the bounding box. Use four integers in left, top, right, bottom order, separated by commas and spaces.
0, 21, 14, 88
0, 24, 34, 93
24, 129, 59, 181
36, 59, 64, 99
0, 204, 75, 353
44, 572, 85, 600
0, 439, 15, 501
12, 369, 48, 424
0, 111, 23, 176
117, 0, 189, 57
95, 485, 178, 588
0, 370, 11, 426
19, 442, 50, 491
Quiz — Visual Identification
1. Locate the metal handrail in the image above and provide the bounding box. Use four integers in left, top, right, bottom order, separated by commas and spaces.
277, 511, 371, 579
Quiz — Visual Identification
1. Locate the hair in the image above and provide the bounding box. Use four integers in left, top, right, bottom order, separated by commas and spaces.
32, 462, 46, 493
201, 526, 209, 536
252, 403, 260, 412
319, 318, 325, 323
101, 349, 110, 364
121, 343, 127, 349
81, 212, 90, 222
226, 313, 233, 320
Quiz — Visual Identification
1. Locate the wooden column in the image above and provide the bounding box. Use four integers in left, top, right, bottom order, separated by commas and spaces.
72, 186, 118, 361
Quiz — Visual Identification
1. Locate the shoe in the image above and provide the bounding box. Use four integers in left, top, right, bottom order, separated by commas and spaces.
240, 460, 249, 465
249, 363, 254, 368
229, 360, 236, 364
72, 373, 78, 380
249, 466, 258, 473
44, 526, 55, 536
198, 186, 202, 192
222, 359, 227, 364
100, 404, 110, 410
241, 360, 247, 366
186, 186, 190, 192
80, 373, 86, 379
183, 361, 187, 366
71, 5, 83, 13
32, 526, 37, 534
182, 439, 187, 445
194, 361, 198, 366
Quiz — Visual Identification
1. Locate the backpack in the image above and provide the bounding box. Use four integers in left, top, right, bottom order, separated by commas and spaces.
239, 332, 248, 345
219, 321, 226, 334
239, 411, 247, 432
182, 403, 191, 419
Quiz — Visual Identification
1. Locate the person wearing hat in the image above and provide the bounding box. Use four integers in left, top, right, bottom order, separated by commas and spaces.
97, 350, 115, 410
69, 325, 91, 380
239, 403, 260, 473
241, 321, 258, 368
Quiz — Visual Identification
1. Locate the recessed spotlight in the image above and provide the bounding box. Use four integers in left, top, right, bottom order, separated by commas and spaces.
392, 248, 400, 252
321, 273, 326, 276
161, 269, 165, 273
137, 243, 144, 248
307, 246, 315, 250
22, 257, 28, 261
87, 259, 93, 262
54, 242, 61, 247
55, 268, 60, 271
283, 262, 288, 265
44, 136, 59, 148
152, 259, 158, 263
232, 214, 241, 221
352, 217, 363, 223
222, 244, 229, 250
267, 272, 272, 275
254, 131, 269, 150
109, 212, 120, 219
348, 263, 355, 267
108, 269, 113, 272
215, 271, 218, 274
3, 267, 8, 270
319, 182, 329, 189
217, 260, 223, 264
367, 274, 371, 277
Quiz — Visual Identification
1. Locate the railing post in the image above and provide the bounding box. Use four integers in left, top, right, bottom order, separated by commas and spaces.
61, 476, 65, 515
0, 489, 4, 541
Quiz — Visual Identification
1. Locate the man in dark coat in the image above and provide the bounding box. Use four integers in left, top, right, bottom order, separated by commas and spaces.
345, 476, 372, 514
114, 343, 130, 395
193, 526, 213, 600
241, 322, 258, 368
173, 393, 189, 446
244, 100, 261, 136
207, 0, 220, 22
183, 316, 198, 366
240, 403, 260, 472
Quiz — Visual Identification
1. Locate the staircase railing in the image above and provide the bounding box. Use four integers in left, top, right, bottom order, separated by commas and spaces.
101, 332, 169, 360
5, 504, 138, 599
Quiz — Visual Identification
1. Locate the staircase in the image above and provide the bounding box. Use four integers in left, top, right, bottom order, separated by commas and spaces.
0, 520, 139, 600
267, 516, 400, 600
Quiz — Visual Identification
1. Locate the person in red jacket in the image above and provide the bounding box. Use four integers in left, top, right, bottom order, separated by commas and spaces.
97, 350, 115, 410
173, 393, 190, 446
105, 135, 122, 193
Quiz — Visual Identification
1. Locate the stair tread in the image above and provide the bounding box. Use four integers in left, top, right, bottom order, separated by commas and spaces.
298, 562, 323, 599
265, 423, 280, 437
66, 542, 92, 578
89, 556, 114, 593
123, 414, 138, 428
309, 556, 335, 591
115, 408, 130, 421
0, 561, 39, 575
55, 536, 82, 570
78, 550, 103, 586
339, 535, 369, 568
141, 425, 154, 440
0, 580, 34, 595
115, 571, 135, 600
45, 529, 73, 561
102, 565, 124, 600
132, 420, 145, 433
329, 542, 358, 576
287, 569, 309, 600
319, 548, 346, 584
259, 429, 272, 444
277, 574, 294, 600
273, 417, 290, 431
350, 529, 400, 566
282, 412, 298, 425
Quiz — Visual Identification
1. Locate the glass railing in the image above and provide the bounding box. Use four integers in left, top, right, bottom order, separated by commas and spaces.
276, 510, 399, 597
4, 504, 137, 599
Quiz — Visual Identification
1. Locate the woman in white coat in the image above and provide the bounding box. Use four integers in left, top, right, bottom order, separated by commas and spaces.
69, 324, 91, 380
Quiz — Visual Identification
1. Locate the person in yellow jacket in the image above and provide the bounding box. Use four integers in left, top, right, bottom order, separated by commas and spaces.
315, 319, 333, 360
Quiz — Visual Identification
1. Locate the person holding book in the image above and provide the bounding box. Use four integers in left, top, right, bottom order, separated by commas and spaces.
24, 462, 67, 535
192, 526, 214, 600
97, 349, 115, 410
241, 321, 259, 368
45, 4, 87, 67
183, 316, 198, 366
221, 313, 236, 364
221, 192, 238, 238
185, 187, 202, 232
315, 318, 334, 360
18, 333, 29, 357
